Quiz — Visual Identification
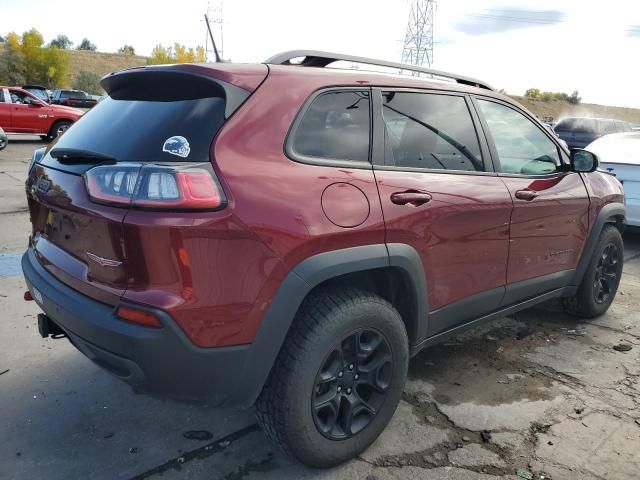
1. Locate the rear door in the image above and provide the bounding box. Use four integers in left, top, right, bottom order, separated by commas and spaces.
474, 97, 590, 303
372, 89, 513, 336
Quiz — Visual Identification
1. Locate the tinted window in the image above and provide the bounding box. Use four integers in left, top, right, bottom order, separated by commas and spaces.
478, 99, 561, 175
62, 91, 86, 99
291, 91, 370, 163
44, 96, 226, 163
382, 92, 483, 171
603, 120, 617, 134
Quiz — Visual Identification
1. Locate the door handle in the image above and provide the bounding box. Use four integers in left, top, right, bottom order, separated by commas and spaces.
390, 191, 432, 206
515, 189, 538, 201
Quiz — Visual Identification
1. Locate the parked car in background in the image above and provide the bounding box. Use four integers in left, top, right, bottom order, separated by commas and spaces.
555, 117, 633, 148
587, 132, 640, 227
50, 89, 98, 108
22, 85, 51, 103
0, 127, 7, 151
0, 86, 83, 140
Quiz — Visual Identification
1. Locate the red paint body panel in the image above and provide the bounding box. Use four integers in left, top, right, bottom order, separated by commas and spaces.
500, 173, 590, 283
373, 170, 512, 310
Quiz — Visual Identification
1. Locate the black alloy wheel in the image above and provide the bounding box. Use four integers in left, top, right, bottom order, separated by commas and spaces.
593, 243, 619, 304
312, 328, 392, 440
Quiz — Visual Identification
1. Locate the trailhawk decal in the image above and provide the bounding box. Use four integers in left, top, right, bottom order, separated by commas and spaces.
162, 136, 191, 158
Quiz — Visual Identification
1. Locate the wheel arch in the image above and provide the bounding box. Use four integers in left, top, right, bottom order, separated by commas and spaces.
230, 243, 428, 407
47, 118, 74, 136
572, 202, 625, 286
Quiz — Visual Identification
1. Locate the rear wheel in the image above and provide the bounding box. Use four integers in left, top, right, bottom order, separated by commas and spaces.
49, 120, 71, 140
256, 288, 408, 468
563, 225, 623, 318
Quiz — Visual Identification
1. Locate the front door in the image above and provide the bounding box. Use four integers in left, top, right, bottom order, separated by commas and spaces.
8, 89, 50, 133
474, 97, 590, 303
0, 89, 12, 130
372, 89, 513, 336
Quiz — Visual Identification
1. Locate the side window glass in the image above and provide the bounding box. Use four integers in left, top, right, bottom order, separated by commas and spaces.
291, 91, 370, 163
603, 121, 617, 134
382, 92, 484, 171
477, 99, 561, 175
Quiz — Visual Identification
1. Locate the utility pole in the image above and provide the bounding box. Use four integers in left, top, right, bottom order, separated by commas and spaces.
400, 0, 435, 74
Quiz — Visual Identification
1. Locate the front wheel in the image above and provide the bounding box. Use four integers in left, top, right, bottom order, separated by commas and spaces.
563, 225, 623, 318
256, 288, 408, 468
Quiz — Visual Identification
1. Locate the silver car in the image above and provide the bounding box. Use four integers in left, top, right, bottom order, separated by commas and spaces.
587, 132, 640, 226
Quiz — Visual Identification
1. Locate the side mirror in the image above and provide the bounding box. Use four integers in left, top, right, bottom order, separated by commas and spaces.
570, 149, 598, 173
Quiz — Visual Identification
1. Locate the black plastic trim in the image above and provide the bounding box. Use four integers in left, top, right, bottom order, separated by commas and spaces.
572, 203, 625, 286
231, 243, 428, 407
501, 269, 575, 306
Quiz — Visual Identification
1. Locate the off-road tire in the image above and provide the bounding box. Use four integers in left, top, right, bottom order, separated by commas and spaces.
563, 225, 623, 318
255, 288, 408, 468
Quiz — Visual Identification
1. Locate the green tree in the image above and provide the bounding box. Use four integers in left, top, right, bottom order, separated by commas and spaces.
72, 70, 103, 95
0, 32, 26, 85
49, 34, 73, 49
118, 44, 135, 55
0, 29, 68, 87
77, 38, 97, 51
568, 90, 581, 105
524, 88, 541, 99
147, 43, 206, 65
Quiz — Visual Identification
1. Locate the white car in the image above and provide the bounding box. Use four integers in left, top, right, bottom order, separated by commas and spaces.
587, 132, 640, 226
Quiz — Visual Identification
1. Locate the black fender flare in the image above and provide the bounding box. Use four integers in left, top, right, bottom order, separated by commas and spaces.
571, 202, 625, 286
230, 243, 428, 407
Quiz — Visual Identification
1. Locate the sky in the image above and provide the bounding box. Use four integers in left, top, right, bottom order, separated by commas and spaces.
1, 0, 640, 107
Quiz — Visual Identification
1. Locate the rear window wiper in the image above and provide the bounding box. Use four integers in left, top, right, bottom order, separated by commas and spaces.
49, 148, 116, 164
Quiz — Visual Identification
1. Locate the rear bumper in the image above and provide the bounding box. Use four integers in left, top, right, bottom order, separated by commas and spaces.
21, 248, 251, 406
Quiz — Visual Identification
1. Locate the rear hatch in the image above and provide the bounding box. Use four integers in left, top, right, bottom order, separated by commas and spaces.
26, 64, 267, 304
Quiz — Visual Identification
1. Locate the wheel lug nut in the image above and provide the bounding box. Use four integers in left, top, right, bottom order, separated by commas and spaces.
346, 388, 352, 394
338, 371, 343, 378
337, 386, 342, 392
354, 374, 359, 380
349, 364, 354, 370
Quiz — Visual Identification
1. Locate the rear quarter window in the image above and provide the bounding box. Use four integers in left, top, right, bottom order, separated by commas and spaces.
289, 90, 371, 164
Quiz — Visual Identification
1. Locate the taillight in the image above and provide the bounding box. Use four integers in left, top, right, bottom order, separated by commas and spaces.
84, 163, 225, 210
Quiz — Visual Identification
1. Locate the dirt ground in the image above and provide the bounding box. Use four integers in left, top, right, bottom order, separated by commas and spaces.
1, 137, 639, 480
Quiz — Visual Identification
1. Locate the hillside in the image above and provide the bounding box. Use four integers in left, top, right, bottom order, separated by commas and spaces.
66, 49, 147, 86
510, 96, 640, 124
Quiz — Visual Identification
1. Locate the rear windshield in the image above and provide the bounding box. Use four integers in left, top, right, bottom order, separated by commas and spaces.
44, 96, 226, 164
555, 118, 600, 133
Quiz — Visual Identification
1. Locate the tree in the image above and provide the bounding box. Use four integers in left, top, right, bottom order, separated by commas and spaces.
0, 32, 26, 85
568, 90, 581, 105
73, 70, 103, 95
77, 38, 97, 51
118, 44, 135, 55
49, 34, 73, 49
0, 29, 68, 87
524, 88, 541, 100
147, 43, 206, 65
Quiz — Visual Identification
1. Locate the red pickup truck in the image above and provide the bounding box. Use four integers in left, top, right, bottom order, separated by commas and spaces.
0, 86, 83, 140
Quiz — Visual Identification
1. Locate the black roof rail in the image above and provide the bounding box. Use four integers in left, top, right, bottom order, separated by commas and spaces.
264, 50, 493, 91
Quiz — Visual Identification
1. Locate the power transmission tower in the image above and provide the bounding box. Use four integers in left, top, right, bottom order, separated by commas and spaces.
400, 0, 435, 74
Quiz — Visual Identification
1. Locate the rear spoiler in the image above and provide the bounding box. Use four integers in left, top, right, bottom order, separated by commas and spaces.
100, 65, 250, 117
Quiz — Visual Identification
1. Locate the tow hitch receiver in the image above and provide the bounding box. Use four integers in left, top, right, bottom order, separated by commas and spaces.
37, 314, 66, 339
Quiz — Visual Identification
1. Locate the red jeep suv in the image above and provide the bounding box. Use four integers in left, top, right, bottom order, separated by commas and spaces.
22, 51, 625, 467
0, 86, 83, 140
